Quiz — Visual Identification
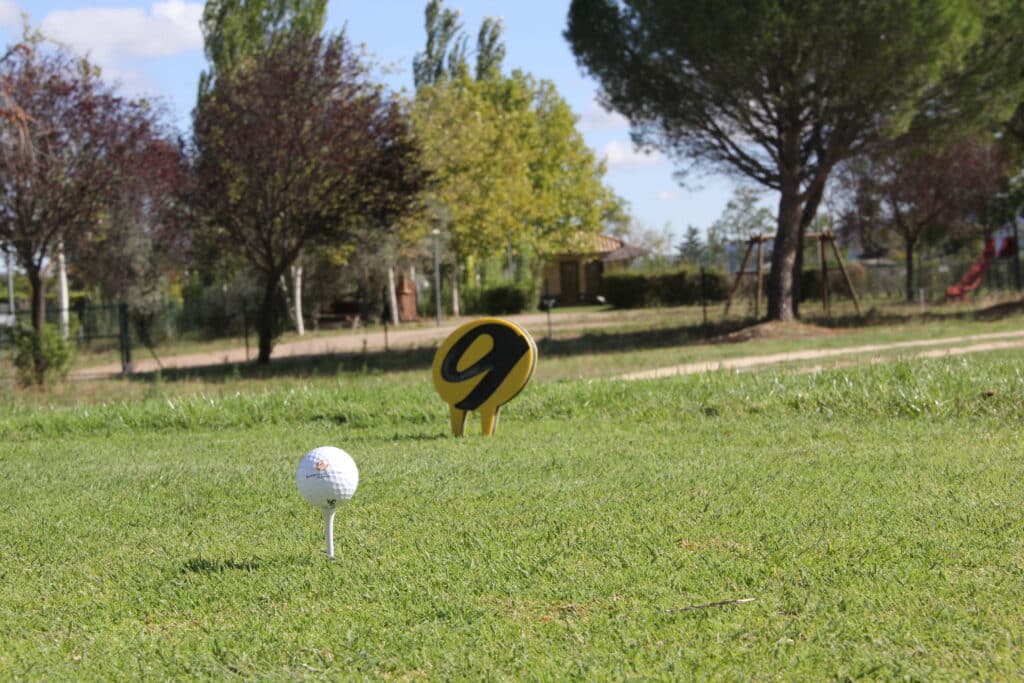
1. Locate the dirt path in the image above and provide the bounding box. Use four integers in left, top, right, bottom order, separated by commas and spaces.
617, 329, 1024, 380
71, 310, 617, 379
74, 312, 1024, 381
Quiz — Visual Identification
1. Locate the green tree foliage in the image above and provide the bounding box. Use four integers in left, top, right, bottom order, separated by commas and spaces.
413, 72, 616, 306
198, 0, 326, 97
710, 187, 775, 245
475, 16, 505, 81
192, 32, 426, 363
10, 323, 75, 387
412, 2, 619, 308
677, 225, 705, 266
412, 0, 468, 88
566, 0, 1024, 321
519, 75, 612, 262
412, 75, 531, 264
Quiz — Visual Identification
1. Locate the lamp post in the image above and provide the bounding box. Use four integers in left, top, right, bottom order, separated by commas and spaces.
432, 228, 441, 325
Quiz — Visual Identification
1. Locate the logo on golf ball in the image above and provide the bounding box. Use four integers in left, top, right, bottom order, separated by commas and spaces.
432, 317, 537, 436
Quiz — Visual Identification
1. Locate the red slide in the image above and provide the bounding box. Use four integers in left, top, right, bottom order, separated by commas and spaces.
945, 236, 1015, 301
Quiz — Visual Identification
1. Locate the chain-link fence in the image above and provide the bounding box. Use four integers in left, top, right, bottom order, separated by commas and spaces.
858, 253, 1022, 302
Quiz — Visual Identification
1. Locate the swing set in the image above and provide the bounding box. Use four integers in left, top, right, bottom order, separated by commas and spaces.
723, 232, 862, 318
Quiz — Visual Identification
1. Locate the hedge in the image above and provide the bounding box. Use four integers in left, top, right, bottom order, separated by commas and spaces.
602, 268, 730, 309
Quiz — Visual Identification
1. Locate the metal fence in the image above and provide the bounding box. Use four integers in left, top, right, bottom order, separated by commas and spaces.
0, 302, 136, 374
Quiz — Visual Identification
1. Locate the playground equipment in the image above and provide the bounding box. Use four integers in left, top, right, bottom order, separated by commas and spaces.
945, 225, 1018, 302
724, 232, 861, 317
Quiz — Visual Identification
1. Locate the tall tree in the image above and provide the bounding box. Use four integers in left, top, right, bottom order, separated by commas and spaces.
192, 32, 426, 363
517, 74, 614, 273
0, 38, 175, 334
412, 74, 533, 288
198, 0, 329, 334
412, 0, 467, 88
198, 0, 326, 97
566, 0, 1024, 321
475, 16, 505, 81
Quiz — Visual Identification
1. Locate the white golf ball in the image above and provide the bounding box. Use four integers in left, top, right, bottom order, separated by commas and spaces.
295, 446, 359, 508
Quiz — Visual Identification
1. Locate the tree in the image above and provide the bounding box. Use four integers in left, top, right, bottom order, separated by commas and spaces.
198, 0, 326, 97
412, 74, 532, 311
677, 225, 705, 266
0, 38, 175, 335
708, 186, 775, 245
839, 139, 1006, 302
192, 31, 426, 363
517, 74, 613, 276
475, 16, 504, 82
566, 0, 1024, 321
73, 133, 190, 343
412, 1, 618, 312
0, 41, 31, 157
198, 0, 329, 334
412, 0, 467, 88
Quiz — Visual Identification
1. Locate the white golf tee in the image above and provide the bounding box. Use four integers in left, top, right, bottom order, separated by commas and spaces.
322, 507, 336, 558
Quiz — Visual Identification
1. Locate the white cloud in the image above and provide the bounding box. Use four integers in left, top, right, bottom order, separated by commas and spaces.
0, 0, 21, 29
579, 97, 629, 132
41, 1, 203, 61
657, 190, 681, 202
600, 140, 664, 170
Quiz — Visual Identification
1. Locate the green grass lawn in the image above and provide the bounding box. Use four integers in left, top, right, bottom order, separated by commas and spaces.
2, 352, 1023, 679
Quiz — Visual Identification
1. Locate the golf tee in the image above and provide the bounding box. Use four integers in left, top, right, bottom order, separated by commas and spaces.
322, 507, 336, 558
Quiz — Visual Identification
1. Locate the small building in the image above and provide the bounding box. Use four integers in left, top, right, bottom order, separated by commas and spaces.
542, 233, 649, 305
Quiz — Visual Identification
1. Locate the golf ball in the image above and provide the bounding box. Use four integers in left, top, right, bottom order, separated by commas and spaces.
295, 446, 359, 508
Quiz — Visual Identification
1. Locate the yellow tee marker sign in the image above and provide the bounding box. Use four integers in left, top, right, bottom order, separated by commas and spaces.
432, 318, 537, 436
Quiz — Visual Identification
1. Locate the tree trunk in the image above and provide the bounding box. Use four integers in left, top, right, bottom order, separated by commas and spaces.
292, 263, 304, 336
904, 236, 916, 303
27, 266, 45, 333
257, 274, 280, 364
5, 247, 15, 318
386, 266, 399, 326
57, 241, 69, 339
767, 175, 803, 321
451, 264, 461, 317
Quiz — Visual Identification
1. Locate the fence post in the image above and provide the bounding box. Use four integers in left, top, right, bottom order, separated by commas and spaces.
118, 303, 132, 375
1013, 216, 1023, 292
699, 266, 708, 328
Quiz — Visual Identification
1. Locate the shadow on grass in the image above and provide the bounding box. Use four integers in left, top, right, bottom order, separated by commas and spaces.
130, 319, 752, 384
128, 298, 1024, 385
804, 297, 1024, 328
181, 557, 262, 574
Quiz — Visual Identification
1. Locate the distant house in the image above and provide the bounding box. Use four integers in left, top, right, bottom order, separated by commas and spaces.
542, 233, 649, 305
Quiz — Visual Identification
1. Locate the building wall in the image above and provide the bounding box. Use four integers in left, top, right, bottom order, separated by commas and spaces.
543, 255, 606, 304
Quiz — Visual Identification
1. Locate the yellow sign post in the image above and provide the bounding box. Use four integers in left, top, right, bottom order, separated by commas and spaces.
432, 318, 537, 436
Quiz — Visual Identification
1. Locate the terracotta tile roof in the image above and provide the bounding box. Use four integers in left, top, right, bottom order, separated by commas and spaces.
568, 232, 623, 254
564, 232, 650, 261
602, 244, 651, 262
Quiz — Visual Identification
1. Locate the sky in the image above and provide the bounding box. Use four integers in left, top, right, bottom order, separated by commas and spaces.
2, 0, 746, 246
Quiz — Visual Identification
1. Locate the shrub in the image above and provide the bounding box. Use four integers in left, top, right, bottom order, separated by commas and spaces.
479, 285, 530, 315
603, 268, 730, 309
602, 272, 650, 308
800, 262, 867, 302
10, 323, 76, 387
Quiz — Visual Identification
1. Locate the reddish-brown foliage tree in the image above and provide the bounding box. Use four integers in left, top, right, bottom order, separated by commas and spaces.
0, 39, 183, 333
192, 31, 427, 363
839, 139, 1007, 302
